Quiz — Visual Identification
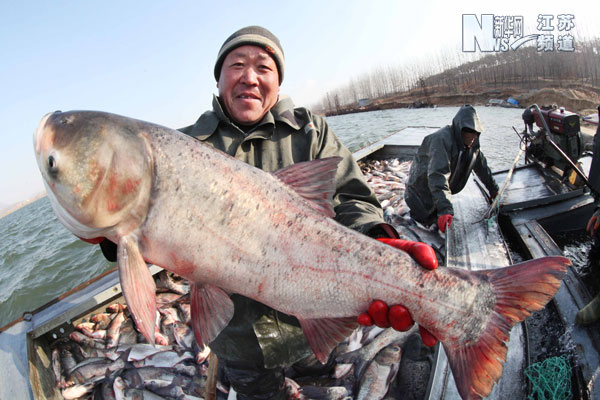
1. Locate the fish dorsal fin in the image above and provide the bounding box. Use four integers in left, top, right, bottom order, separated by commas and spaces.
190, 283, 234, 346
298, 317, 358, 363
118, 235, 157, 345
273, 157, 342, 218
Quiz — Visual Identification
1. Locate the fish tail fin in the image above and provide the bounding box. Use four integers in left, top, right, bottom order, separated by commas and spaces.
444, 256, 569, 399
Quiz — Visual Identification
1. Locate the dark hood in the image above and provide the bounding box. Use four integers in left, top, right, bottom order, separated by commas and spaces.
451, 104, 484, 147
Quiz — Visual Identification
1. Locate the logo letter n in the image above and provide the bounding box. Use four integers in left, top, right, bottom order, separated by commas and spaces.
463, 14, 495, 52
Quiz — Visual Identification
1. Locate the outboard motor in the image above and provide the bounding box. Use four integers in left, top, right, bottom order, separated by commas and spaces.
532, 105, 583, 170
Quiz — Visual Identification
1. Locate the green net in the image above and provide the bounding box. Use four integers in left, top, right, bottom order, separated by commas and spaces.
525, 355, 572, 400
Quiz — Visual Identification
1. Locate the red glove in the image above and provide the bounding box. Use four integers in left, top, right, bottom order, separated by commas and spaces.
375, 238, 437, 270
587, 208, 600, 236
437, 214, 453, 233
357, 301, 437, 347
356, 238, 438, 347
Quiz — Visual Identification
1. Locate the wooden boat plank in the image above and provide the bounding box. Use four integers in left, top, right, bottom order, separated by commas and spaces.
495, 165, 575, 207
506, 195, 595, 234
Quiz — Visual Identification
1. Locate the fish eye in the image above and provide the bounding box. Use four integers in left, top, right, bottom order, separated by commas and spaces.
48, 154, 58, 176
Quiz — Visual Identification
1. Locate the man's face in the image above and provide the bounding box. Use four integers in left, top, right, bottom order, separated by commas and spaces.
461, 129, 479, 148
217, 45, 280, 126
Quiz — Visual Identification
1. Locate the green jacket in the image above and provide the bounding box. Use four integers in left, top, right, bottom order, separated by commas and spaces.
179, 95, 391, 368
405, 105, 499, 225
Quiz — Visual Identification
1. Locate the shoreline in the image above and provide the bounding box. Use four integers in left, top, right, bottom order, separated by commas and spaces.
0, 192, 46, 220
320, 85, 600, 118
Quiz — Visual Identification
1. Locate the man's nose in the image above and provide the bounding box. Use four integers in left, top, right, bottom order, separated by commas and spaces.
240, 67, 258, 85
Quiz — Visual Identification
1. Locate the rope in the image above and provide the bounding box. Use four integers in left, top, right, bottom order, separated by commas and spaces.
525, 355, 572, 400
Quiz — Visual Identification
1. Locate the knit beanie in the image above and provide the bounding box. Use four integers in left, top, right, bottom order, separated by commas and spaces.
214, 26, 285, 84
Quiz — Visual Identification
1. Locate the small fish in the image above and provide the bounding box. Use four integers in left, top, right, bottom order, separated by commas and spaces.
332, 328, 364, 379
91, 313, 114, 330
80, 326, 107, 340
132, 350, 194, 368
51, 347, 66, 388
337, 326, 416, 382
123, 388, 169, 399
67, 358, 125, 385
61, 381, 97, 399
59, 347, 78, 375
173, 322, 195, 350
108, 303, 127, 313
107, 311, 126, 348
144, 377, 188, 398
69, 331, 106, 350
157, 292, 186, 306
117, 318, 139, 345
126, 343, 173, 361
157, 270, 190, 295
356, 344, 402, 400
300, 385, 351, 400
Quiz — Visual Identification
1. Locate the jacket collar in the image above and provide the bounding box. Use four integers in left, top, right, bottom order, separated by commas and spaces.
189, 95, 301, 141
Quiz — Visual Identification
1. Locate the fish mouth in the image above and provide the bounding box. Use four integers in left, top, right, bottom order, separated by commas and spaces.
34, 111, 56, 156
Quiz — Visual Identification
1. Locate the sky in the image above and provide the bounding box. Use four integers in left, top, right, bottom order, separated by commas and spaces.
1, 0, 598, 206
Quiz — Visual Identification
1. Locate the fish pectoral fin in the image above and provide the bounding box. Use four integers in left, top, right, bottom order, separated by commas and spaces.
298, 317, 358, 364
117, 235, 156, 345
190, 282, 234, 346
272, 157, 342, 218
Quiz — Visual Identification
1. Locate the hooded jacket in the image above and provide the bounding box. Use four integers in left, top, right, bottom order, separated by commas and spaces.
405, 105, 499, 225
179, 95, 395, 368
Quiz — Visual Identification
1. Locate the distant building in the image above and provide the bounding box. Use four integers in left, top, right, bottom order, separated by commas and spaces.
358, 98, 371, 107
487, 99, 506, 106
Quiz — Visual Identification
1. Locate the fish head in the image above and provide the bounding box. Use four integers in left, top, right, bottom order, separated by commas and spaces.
375, 343, 402, 365
34, 110, 153, 240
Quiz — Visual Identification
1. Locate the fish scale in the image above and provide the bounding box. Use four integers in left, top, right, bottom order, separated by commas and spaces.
34, 110, 570, 400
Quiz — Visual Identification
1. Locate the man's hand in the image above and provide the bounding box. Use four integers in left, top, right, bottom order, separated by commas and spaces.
437, 214, 453, 233
357, 301, 437, 347
587, 208, 600, 236
356, 238, 438, 347
376, 238, 437, 270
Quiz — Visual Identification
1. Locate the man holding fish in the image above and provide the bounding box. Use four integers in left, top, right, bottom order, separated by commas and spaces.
95, 25, 438, 399
34, 25, 569, 400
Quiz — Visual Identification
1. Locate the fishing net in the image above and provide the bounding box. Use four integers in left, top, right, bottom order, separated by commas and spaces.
525, 355, 572, 400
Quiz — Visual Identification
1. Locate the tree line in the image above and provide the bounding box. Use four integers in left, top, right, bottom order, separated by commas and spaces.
312, 38, 600, 114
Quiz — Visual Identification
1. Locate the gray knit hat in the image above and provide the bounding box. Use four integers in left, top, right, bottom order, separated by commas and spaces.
214, 26, 285, 84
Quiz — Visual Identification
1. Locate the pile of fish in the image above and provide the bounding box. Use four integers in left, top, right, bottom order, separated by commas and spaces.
50, 270, 210, 399
50, 268, 433, 400
359, 158, 412, 224
286, 325, 434, 400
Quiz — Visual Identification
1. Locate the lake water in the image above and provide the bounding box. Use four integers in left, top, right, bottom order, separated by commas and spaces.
0, 106, 545, 328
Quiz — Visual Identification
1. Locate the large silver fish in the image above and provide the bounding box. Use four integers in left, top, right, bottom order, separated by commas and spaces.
34, 111, 569, 399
